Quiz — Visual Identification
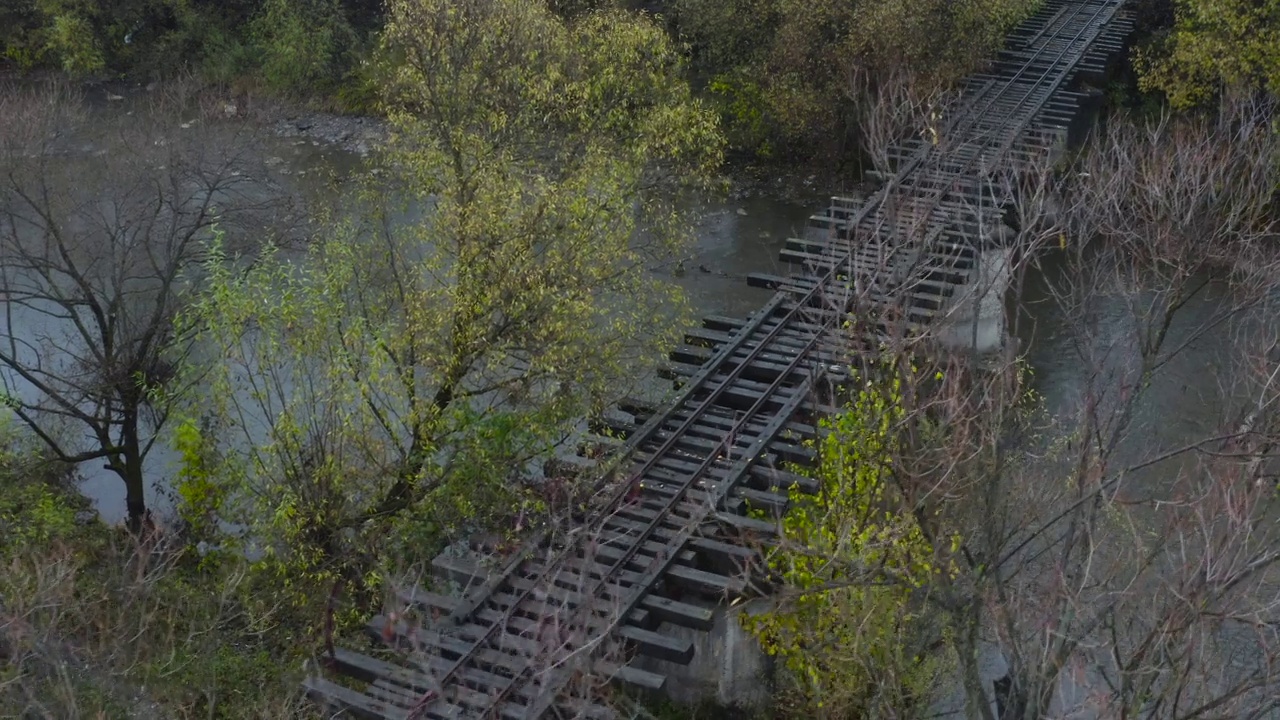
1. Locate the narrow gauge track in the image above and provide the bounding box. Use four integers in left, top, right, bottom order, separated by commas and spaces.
766, 0, 1132, 328
305, 1, 1132, 717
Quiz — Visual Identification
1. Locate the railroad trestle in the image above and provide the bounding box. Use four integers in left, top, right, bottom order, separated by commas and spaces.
305, 2, 1135, 716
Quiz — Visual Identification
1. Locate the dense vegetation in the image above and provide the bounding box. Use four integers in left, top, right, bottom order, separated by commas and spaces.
3, 0, 1280, 718
4, 0, 1277, 160
0, 0, 378, 95
1, 1, 718, 715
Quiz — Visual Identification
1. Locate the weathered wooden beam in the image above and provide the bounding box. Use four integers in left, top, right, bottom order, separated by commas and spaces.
430, 553, 491, 587
594, 659, 668, 692
366, 615, 532, 676
637, 594, 716, 632
616, 625, 695, 664
665, 563, 747, 597
303, 676, 410, 720
711, 510, 780, 536
688, 535, 760, 576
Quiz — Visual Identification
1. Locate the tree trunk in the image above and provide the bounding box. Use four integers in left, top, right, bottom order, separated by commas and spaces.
364, 376, 459, 522
955, 608, 998, 720
123, 462, 147, 535
994, 672, 1029, 720
119, 412, 148, 534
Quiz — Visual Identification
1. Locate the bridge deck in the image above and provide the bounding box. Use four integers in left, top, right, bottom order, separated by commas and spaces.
306, 1, 1134, 717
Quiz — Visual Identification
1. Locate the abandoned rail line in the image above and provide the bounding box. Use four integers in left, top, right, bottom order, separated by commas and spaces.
305, 1, 1135, 717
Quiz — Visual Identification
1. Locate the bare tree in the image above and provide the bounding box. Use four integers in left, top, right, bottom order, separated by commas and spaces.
850, 67, 961, 179
0, 82, 279, 532
960, 95, 1280, 720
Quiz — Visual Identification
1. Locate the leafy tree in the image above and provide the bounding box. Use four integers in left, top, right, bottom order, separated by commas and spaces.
44, 9, 104, 74
1136, 0, 1280, 107
742, 364, 954, 716
189, 0, 721, 612
0, 0, 376, 90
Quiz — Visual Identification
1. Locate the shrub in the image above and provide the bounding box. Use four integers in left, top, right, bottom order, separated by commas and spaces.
45, 11, 105, 75
252, 0, 357, 96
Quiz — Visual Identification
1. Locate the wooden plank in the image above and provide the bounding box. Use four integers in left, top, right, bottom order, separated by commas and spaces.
365, 615, 530, 676
616, 625, 695, 664
702, 322, 831, 355
623, 422, 772, 465
712, 511, 780, 535
665, 563, 746, 597
639, 469, 791, 513
364, 681, 469, 719
431, 553, 489, 587
665, 371, 829, 416
749, 465, 819, 495
601, 513, 696, 545
448, 530, 550, 626
591, 537, 697, 571
395, 587, 460, 618
702, 313, 828, 337
735, 485, 792, 512
647, 455, 791, 498
599, 514, 750, 562
603, 291, 790, 482
668, 337, 851, 376
688, 536, 760, 572
670, 340, 839, 381
486, 587, 653, 631
366, 680, 416, 707
639, 594, 716, 632
594, 659, 668, 692
303, 676, 410, 720
633, 390, 822, 440
329, 647, 440, 693
335, 646, 527, 709
410, 677, 526, 720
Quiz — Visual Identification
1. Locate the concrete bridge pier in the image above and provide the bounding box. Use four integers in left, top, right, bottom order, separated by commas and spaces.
935, 226, 1017, 355
633, 599, 776, 714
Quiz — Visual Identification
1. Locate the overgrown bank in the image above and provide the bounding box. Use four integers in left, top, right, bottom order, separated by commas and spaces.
6, 1, 1273, 170
0, 430, 314, 718
2, 1, 722, 716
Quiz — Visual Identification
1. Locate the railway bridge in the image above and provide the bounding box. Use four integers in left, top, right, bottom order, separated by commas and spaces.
304, 1, 1134, 716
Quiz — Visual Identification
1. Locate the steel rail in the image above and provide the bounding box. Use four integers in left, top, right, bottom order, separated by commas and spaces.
417, 306, 823, 717
801, 0, 1117, 312
416, 305, 811, 716
496, 333, 826, 719
872, 0, 1103, 203
818, 0, 1119, 297
855, 0, 1117, 231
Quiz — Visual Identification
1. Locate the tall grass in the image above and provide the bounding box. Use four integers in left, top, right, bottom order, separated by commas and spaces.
0, 433, 317, 719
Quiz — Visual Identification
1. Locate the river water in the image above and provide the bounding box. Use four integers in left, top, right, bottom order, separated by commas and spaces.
0, 96, 1248, 526
2, 120, 815, 523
